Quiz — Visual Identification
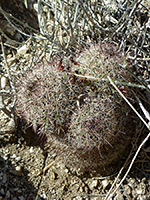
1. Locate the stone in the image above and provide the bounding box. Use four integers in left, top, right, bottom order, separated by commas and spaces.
15, 166, 22, 176
101, 179, 109, 190
89, 180, 98, 190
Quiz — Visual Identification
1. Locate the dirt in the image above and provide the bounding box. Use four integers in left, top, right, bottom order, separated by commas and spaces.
0, 120, 150, 200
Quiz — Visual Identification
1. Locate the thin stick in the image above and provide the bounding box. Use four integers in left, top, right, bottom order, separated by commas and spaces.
36, 160, 55, 176
105, 130, 150, 200
107, 76, 149, 130
105, 76, 150, 200
0, 36, 15, 118
0, 35, 16, 96
67, 72, 148, 89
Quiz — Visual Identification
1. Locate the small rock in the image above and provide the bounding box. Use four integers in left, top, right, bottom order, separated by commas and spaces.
29, 147, 34, 153
2, 174, 7, 184
124, 185, 131, 195
17, 44, 28, 55
40, 191, 47, 199
101, 179, 109, 190
3, 155, 8, 160
5, 149, 9, 153
141, 177, 146, 184
51, 189, 56, 194
8, 118, 16, 130
19, 196, 25, 200
72, 196, 83, 200
11, 154, 17, 159
51, 171, 57, 180
15, 156, 21, 162
84, 186, 89, 193
128, 178, 135, 188
15, 166, 22, 176
136, 190, 142, 195
64, 168, 69, 173
33, 3, 38, 12
51, 153, 57, 158
0, 188, 5, 195
116, 190, 124, 200
1, 77, 7, 89
11, 160, 16, 165
89, 180, 98, 190
7, 54, 12, 59
6, 190, 10, 198
7, 56, 18, 65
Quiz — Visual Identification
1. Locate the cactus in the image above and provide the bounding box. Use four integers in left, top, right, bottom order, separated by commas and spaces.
16, 60, 85, 136
16, 42, 139, 174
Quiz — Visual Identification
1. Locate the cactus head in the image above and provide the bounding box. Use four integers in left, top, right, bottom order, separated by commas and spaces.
16, 42, 139, 175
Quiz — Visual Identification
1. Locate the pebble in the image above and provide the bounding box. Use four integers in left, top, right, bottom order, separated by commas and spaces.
101, 179, 109, 190
4, 149, 9, 153
128, 178, 135, 188
8, 118, 16, 130
89, 180, 98, 190
51, 189, 56, 194
11, 154, 17, 159
15, 166, 22, 176
116, 191, 123, 200
0, 188, 5, 195
136, 190, 142, 195
29, 147, 34, 153
51, 171, 57, 180
3, 155, 8, 160
40, 191, 47, 199
124, 185, 131, 195
72, 196, 83, 200
51, 153, 57, 158
64, 168, 69, 173
11, 160, 16, 165
84, 186, 88, 193
19, 196, 25, 200
6, 190, 10, 198
17, 44, 28, 55
1, 77, 7, 89
33, 3, 38, 12
16, 156, 21, 162
2, 174, 7, 184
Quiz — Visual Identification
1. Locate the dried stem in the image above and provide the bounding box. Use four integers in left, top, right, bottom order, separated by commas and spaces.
0, 35, 16, 119
105, 76, 150, 200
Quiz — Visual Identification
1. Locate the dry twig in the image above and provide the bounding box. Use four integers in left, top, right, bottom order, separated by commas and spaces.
104, 76, 150, 200
0, 35, 16, 119
36, 160, 55, 177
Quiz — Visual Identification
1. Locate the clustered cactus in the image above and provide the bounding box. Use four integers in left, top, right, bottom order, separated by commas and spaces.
16, 59, 85, 136
16, 42, 138, 174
